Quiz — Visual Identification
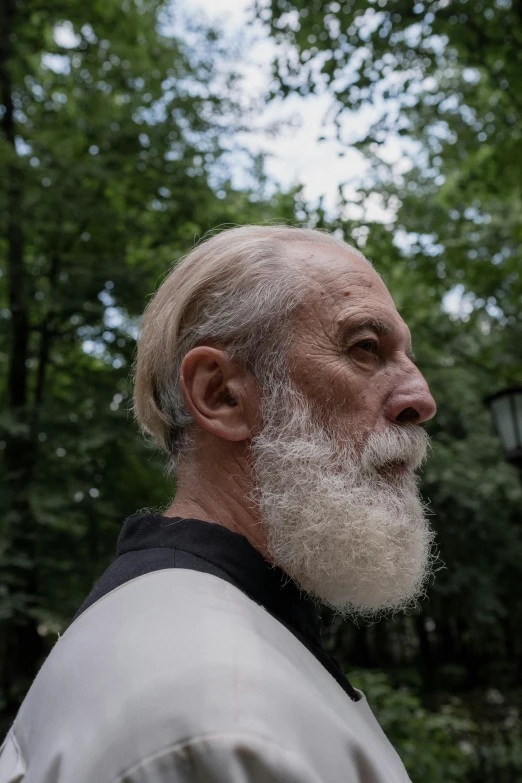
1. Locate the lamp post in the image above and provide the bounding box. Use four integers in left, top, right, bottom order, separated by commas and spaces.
484, 387, 522, 478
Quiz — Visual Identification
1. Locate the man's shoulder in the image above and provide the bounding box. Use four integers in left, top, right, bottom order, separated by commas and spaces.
12, 571, 319, 779
9, 570, 411, 783
33, 568, 301, 699
71, 567, 300, 673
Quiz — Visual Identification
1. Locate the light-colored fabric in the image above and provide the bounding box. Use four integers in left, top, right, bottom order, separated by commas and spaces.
0, 570, 411, 783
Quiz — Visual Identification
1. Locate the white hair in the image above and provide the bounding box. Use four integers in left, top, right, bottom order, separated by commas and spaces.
133, 224, 368, 470
251, 377, 435, 618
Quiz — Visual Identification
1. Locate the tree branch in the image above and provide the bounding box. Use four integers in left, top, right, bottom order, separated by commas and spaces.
0, 0, 28, 410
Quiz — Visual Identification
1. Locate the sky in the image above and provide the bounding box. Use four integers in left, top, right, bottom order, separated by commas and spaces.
191, 0, 470, 319
50, 0, 466, 318
192, 0, 373, 215
49, 0, 400, 220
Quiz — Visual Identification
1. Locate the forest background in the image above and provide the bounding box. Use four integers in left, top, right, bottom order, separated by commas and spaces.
1, 0, 521, 780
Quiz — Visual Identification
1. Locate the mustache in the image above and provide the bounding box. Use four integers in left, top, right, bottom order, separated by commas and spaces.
359, 424, 430, 473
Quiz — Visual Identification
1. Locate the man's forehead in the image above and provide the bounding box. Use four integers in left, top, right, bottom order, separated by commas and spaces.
287, 241, 413, 344
286, 241, 393, 303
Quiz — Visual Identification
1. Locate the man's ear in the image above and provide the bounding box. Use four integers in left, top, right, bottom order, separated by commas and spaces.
179, 346, 260, 442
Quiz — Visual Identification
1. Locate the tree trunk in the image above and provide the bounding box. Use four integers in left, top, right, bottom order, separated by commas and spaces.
0, 0, 43, 720
415, 613, 434, 690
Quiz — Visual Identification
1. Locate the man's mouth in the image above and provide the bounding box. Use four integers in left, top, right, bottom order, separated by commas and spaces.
376, 460, 409, 478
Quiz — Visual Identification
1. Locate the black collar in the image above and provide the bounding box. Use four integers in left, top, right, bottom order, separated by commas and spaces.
78, 512, 358, 702
118, 513, 324, 648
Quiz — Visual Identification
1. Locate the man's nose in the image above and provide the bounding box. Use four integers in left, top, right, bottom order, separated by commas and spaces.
386, 370, 437, 425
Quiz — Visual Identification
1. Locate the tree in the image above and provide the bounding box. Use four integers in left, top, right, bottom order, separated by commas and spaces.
257, 0, 522, 308
259, 3, 522, 777
0, 0, 299, 726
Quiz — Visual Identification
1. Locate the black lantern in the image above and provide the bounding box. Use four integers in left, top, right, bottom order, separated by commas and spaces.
485, 387, 522, 475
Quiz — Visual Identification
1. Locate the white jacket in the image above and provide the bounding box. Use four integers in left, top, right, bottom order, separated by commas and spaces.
0, 569, 411, 782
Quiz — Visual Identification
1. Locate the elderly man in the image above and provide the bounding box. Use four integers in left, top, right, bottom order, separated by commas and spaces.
1, 226, 436, 782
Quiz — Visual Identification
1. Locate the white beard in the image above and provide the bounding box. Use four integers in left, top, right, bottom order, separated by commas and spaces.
250, 380, 436, 620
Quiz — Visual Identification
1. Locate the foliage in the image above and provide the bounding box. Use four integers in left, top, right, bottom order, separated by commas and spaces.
351, 670, 475, 782
261, 0, 522, 704
258, 0, 522, 318
258, 3, 522, 779
351, 670, 522, 783
0, 0, 298, 728
1, 2, 522, 780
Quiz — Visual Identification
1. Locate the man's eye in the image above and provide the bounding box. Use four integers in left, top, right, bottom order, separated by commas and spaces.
354, 339, 379, 356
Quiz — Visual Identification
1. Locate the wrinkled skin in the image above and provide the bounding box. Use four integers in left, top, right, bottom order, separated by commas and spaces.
166, 242, 436, 557
285, 243, 436, 450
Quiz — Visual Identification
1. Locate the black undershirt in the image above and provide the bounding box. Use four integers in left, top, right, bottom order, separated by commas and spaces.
75, 512, 359, 702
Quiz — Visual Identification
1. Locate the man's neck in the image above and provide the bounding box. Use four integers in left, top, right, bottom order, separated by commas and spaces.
164, 444, 269, 559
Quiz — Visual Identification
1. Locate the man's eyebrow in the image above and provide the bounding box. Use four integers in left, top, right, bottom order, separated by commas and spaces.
337, 318, 416, 361
337, 317, 394, 342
